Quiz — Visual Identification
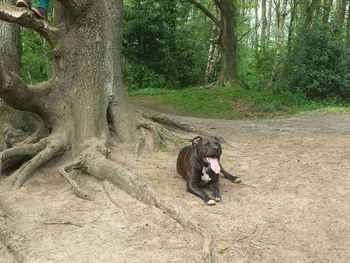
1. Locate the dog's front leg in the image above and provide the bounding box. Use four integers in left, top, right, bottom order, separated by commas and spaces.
187, 180, 215, 205
220, 165, 241, 183
209, 181, 221, 202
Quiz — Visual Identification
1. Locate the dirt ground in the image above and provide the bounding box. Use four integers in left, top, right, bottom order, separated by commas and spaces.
1, 111, 349, 263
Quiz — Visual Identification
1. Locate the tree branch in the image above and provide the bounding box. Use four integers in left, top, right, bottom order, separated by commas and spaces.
0, 4, 58, 47
0, 62, 51, 119
185, 0, 221, 27
213, 0, 223, 12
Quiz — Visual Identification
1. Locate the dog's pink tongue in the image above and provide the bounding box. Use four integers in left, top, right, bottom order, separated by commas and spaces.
206, 157, 221, 174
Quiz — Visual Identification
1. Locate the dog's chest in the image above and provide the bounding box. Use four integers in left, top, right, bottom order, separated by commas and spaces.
198, 166, 219, 186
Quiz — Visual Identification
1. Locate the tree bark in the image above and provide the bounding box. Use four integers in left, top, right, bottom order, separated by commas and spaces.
269, 0, 288, 87
346, 1, 350, 47
205, 5, 221, 85
186, 0, 245, 87
0, 0, 189, 187
216, 0, 245, 86
282, 0, 321, 79
287, 0, 298, 53
0, 0, 32, 152
266, 0, 273, 48
261, 0, 267, 50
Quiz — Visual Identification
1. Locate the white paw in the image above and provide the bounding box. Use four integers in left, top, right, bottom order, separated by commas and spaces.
207, 200, 216, 206
234, 177, 241, 183
213, 197, 221, 202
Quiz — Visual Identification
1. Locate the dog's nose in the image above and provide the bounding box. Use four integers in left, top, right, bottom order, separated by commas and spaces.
213, 146, 219, 151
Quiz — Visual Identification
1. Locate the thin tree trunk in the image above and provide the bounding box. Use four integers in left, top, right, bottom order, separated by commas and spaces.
269, 0, 288, 86
261, 0, 267, 50
282, 0, 321, 79
266, 0, 273, 48
323, 0, 333, 23
205, 5, 220, 84
287, 0, 298, 53
347, 2, 350, 47
254, 0, 259, 52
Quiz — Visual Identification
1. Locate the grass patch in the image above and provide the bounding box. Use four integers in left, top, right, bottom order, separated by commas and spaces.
129, 84, 350, 119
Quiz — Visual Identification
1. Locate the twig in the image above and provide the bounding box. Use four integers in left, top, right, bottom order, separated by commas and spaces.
234, 224, 258, 242
43, 220, 83, 227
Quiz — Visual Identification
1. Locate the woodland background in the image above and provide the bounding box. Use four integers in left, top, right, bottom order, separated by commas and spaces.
21, 0, 350, 103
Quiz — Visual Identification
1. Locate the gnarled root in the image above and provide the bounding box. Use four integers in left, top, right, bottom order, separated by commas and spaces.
16, 120, 49, 146
5, 134, 67, 189
59, 158, 92, 201
82, 151, 213, 262
0, 140, 47, 175
134, 113, 195, 156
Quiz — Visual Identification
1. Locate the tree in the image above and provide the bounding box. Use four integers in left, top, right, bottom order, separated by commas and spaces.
0, 1, 188, 192
123, 0, 205, 89
268, 0, 288, 86
282, 0, 321, 78
186, 0, 246, 86
0, 0, 32, 152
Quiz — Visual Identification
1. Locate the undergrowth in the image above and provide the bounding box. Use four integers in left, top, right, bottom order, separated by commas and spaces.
129, 84, 350, 119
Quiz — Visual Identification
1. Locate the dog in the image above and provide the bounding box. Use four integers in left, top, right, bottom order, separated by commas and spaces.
176, 136, 241, 205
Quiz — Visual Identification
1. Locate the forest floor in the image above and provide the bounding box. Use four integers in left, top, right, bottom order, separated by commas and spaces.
1, 111, 350, 263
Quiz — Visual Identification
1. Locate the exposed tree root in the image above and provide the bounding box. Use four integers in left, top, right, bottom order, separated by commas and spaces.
145, 113, 193, 132
82, 151, 213, 262
0, 140, 47, 175
203, 235, 213, 263
59, 158, 92, 201
10, 135, 67, 189
16, 121, 49, 146
0, 210, 27, 263
134, 113, 196, 155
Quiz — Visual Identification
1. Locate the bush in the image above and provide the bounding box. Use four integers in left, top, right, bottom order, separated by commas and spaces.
122, 0, 209, 89
282, 23, 350, 102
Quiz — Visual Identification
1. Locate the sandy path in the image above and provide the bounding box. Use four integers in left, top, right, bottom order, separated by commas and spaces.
1, 111, 349, 262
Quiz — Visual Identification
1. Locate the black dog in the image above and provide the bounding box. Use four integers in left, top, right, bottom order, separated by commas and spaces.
176, 136, 241, 205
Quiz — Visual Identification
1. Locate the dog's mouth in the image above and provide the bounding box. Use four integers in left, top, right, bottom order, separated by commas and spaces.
205, 156, 221, 174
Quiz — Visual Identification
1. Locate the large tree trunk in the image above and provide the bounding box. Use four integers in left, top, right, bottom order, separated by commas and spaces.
0, 1, 188, 189
0, 0, 32, 152
217, 0, 244, 86
186, 0, 245, 87
0, 2, 211, 261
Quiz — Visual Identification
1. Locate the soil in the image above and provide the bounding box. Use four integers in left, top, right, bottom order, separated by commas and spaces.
1, 111, 350, 263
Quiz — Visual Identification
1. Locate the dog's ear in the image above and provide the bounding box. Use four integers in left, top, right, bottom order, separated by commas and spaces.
192, 136, 202, 146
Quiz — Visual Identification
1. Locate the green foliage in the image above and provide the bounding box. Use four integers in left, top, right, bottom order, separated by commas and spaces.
281, 23, 350, 102
20, 1, 54, 84
21, 28, 52, 84
130, 83, 321, 119
122, 0, 209, 89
